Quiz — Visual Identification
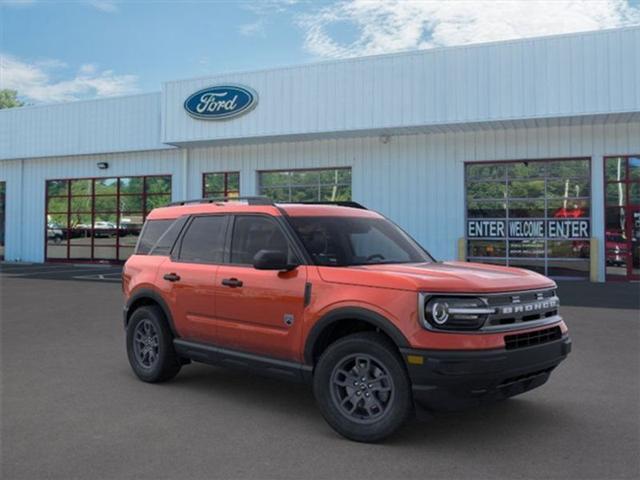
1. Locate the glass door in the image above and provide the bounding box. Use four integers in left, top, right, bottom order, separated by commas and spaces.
604, 155, 640, 281
631, 208, 640, 280
0, 182, 5, 260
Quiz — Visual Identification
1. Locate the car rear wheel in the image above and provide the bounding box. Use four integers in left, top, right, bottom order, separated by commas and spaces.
313, 332, 413, 442
126, 305, 181, 383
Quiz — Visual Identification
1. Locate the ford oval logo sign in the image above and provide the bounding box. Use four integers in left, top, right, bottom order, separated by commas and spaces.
184, 85, 258, 120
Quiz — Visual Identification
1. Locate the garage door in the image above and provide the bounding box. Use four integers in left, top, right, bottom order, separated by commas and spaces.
45, 176, 171, 262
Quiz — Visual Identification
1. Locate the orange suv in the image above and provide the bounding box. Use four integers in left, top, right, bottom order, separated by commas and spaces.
122, 197, 571, 442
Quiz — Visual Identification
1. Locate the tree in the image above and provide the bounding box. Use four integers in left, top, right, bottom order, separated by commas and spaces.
0, 89, 24, 109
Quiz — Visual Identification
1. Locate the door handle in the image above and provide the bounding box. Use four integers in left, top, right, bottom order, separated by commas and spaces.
163, 272, 181, 282
221, 278, 243, 288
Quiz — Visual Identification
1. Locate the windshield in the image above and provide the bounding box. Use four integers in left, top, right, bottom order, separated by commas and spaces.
288, 216, 434, 267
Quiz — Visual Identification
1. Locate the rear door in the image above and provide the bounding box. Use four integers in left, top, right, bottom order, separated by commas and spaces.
214, 214, 308, 362
158, 214, 229, 343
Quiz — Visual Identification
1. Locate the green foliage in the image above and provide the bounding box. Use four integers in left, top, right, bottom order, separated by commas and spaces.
0, 90, 24, 109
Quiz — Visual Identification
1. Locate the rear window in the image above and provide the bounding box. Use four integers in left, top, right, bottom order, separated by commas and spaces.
135, 219, 176, 255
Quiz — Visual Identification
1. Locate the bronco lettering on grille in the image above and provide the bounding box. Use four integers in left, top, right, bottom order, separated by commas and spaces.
501, 297, 558, 315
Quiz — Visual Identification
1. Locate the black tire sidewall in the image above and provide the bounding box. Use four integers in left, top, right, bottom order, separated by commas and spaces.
126, 306, 180, 383
313, 332, 413, 442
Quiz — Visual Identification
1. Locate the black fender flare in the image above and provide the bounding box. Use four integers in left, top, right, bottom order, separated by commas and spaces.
303, 307, 410, 365
124, 288, 178, 337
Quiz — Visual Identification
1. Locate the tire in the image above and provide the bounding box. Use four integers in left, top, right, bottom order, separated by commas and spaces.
126, 305, 181, 383
313, 332, 413, 442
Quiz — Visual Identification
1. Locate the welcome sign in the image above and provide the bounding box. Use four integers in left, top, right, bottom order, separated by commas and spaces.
184, 85, 258, 120
467, 219, 590, 239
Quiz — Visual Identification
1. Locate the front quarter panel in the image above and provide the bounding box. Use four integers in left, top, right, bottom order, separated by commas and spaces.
304, 266, 568, 353
303, 268, 418, 353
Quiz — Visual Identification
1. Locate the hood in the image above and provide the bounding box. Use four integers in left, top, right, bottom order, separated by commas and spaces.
316, 261, 555, 293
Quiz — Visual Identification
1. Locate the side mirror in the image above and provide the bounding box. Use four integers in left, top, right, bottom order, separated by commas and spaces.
252, 249, 297, 271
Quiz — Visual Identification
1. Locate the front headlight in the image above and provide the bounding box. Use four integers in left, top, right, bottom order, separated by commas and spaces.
421, 296, 495, 331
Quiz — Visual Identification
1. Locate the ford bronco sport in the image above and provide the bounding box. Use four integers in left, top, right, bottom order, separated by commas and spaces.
122, 197, 571, 442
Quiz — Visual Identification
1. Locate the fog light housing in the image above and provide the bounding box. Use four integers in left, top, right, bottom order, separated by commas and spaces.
422, 296, 495, 331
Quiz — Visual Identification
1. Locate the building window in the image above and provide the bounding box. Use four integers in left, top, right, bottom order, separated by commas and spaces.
0, 181, 5, 260
203, 172, 240, 198
258, 168, 352, 202
45, 175, 171, 263
604, 155, 640, 281
465, 159, 591, 279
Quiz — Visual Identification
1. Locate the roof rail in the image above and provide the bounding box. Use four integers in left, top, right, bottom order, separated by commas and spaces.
282, 201, 368, 210
168, 196, 274, 207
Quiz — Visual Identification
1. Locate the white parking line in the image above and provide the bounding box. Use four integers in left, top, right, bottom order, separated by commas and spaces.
72, 273, 121, 282
1, 267, 117, 277
73, 271, 121, 278
0, 265, 67, 274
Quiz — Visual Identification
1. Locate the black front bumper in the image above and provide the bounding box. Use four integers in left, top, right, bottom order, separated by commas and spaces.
400, 335, 571, 410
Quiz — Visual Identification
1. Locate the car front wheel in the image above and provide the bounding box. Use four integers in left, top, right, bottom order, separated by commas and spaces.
313, 332, 413, 442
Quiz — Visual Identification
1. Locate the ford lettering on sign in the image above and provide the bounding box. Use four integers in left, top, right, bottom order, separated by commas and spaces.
184, 85, 258, 120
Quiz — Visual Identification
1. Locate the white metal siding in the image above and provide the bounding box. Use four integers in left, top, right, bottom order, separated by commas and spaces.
163, 28, 640, 145
1, 124, 638, 281
0, 160, 23, 260
1, 149, 183, 262
183, 121, 639, 281
0, 93, 170, 161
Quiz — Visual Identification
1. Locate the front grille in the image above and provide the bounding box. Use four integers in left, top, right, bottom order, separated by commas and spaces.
483, 288, 559, 329
504, 326, 562, 350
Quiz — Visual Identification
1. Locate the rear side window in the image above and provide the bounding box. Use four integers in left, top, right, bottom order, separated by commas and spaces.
179, 215, 228, 263
136, 219, 174, 255
149, 216, 188, 256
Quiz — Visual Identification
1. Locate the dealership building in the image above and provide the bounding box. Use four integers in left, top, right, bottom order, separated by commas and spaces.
1, 27, 639, 281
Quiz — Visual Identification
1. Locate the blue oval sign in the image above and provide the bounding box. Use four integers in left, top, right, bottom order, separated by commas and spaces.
184, 85, 258, 120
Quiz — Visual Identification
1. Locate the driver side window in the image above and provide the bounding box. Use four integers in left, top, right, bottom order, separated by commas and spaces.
230, 216, 293, 265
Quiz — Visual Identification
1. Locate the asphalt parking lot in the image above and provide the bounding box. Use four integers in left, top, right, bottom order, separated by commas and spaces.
1, 265, 639, 479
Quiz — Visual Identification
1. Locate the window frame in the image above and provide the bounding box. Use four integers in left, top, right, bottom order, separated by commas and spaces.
257, 167, 352, 202
464, 157, 592, 278
603, 154, 640, 281
202, 171, 240, 198
44, 174, 172, 263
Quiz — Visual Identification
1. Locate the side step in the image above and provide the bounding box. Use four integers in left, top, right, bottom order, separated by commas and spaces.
174, 339, 313, 383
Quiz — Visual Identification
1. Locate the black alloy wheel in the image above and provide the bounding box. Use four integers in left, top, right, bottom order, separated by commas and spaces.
313, 332, 413, 442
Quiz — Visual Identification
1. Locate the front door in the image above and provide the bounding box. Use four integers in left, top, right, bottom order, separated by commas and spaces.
214, 214, 308, 362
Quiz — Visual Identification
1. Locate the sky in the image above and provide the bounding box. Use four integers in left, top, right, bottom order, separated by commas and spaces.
1, 0, 640, 105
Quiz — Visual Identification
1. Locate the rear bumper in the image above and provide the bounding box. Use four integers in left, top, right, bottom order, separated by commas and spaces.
400, 334, 571, 410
